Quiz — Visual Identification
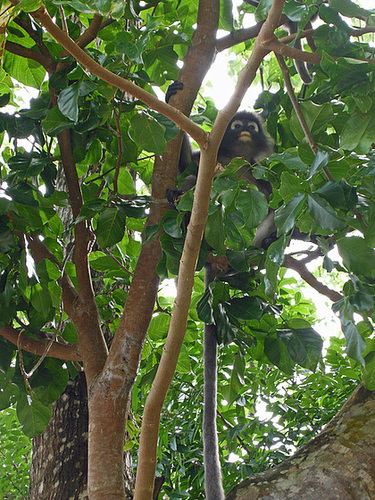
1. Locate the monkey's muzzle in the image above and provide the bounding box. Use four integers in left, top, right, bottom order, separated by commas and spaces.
238, 131, 252, 142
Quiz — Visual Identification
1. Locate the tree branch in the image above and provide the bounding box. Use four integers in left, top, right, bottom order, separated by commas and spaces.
0, 323, 81, 361
283, 255, 343, 303
30, 5, 207, 147
4, 40, 55, 72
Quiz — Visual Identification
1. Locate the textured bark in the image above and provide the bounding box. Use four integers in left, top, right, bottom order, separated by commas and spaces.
29, 373, 135, 499
227, 385, 375, 500
29, 374, 89, 500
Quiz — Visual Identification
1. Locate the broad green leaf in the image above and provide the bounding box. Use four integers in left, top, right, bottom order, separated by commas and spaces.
307, 194, 345, 231
337, 237, 375, 275
340, 318, 366, 366
235, 188, 268, 229
278, 328, 323, 371
197, 286, 214, 324
340, 112, 375, 154
129, 113, 166, 155
215, 303, 235, 344
17, 396, 52, 437
267, 234, 286, 266
307, 150, 329, 179
43, 106, 73, 136
148, 313, 170, 341
96, 206, 126, 248
206, 206, 226, 255
317, 180, 357, 211
176, 344, 191, 374
226, 296, 263, 321
328, 0, 374, 18
290, 102, 333, 143
220, 0, 234, 31
227, 351, 246, 405
58, 82, 79, 122
274, 193, 305, 234
362, 352, 375, 390
264, 336, 295, 375
3, 52, 45, 88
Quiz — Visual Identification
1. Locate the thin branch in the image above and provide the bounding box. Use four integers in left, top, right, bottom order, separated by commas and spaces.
104, 248, 133, 276
267, 35, 375, 66
14, 15, 53, 59
31, 5, 207, 147
283, 255, 343, 303
59, 13, 104, 58
4, 40, 55, 72
0, 323, 81, 360
275, 53, 318, 153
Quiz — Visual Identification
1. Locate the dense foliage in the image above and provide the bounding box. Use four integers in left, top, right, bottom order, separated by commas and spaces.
0, 0, 374, 497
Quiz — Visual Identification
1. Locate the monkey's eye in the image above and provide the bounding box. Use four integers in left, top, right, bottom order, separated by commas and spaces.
247, 121, 259, 132
230, 120, 244, 130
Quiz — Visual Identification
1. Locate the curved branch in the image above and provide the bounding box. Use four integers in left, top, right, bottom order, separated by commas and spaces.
14, 14, 54, 60
217, 23, 263, 52
59, 13, 103, 58
283, 255, 343, 303
4, 40, 55, 73
0, 324, 82, 361
31, 5, 206, 147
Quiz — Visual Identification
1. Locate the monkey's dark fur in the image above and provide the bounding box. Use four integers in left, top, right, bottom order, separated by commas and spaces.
166, 82, 273, 500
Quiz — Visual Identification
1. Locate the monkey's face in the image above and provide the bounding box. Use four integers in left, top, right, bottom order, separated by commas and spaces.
218, 111, 272, 165
230, 117, 260, 143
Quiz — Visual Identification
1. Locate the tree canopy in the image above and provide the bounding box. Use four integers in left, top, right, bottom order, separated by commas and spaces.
0, 0, 375, 498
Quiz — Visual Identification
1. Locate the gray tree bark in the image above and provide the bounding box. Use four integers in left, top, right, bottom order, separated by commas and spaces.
227, 384, 375, 500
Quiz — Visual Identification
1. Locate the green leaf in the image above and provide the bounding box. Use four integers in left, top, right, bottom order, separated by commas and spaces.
148, 313, 170, 341
340, 111, 375, 154
337, 237, 375, 276
43, 106, 73, 136
226, 296, 263, 321
274, 193, 305, 234
227, 351, 246, 405
307, 194, 345, 231
340, 318, 366, 366
206, 206, 226, 255
278, 328, 323, 371
176, 344, 191, 374
267, 234, 286, 266
290, 102, 333, 143
96, 207, 126, 248
317, 180, 357, 211
308, 150, 329, 179
328, 0, 374, 18
17, 396, 52, 437
58, 82, 80, 122
3, 53, 45, 89
197, 286, 214, 324
129, 113, 167, 155
235, 188, 268, 229
220, 0, 234, 31
362, 352, 375, 390
264, 336, 295, 375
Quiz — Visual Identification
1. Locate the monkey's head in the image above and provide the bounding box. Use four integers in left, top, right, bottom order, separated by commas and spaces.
218, 111, 273, 165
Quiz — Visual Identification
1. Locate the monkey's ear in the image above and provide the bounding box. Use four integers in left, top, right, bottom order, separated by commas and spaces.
165, 81, 184, 103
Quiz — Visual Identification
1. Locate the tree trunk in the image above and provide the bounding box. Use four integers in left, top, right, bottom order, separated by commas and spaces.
227, 384, 375, 500
29, 373, 89, 499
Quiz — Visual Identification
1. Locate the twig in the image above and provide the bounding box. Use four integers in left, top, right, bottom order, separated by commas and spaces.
104, 248, 134, 276
283, 255, 342, 302
275, 53, 335, 181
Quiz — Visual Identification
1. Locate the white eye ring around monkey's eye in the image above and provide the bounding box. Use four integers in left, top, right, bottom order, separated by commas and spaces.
248, 121, 259, 132
230, 120, 243, 130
